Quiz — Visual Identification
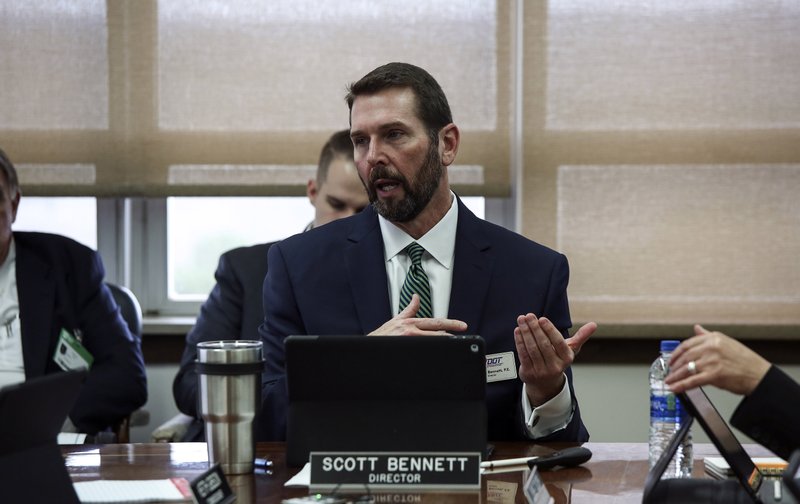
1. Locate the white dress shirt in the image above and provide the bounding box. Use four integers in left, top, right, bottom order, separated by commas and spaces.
0, 239, 25, 388
377, 192, 573, 438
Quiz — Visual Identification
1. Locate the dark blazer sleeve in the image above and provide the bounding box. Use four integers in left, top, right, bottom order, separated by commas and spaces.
257, 242, 303, 441
525, 253, 588, 443
468, 238, 587, 442
730, 365, 800, 460
17, 232, 147, 434
173, 243, 270, 417
257, 211, 393, 441
74, 268, 148, 433
445, 200, 587, 442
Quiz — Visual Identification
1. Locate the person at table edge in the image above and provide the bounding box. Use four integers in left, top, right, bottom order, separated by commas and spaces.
257, 62, 596, 442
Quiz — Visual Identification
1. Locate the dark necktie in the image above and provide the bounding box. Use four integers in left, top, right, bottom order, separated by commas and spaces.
398, 242, 433, 318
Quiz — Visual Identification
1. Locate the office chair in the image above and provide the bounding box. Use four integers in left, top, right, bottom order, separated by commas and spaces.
105, 282, 150, 443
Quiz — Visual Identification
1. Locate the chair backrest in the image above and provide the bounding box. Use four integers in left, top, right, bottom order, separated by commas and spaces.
103, 282, 145, 443
105, 282, 142, 341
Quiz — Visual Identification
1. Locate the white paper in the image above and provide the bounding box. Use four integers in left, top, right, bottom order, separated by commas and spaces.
284, 463, 311, 488
73, 479, 189, 503
58, 432, 88, 444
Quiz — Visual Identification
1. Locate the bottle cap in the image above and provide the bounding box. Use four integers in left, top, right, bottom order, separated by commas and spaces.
660, 340, 680, 352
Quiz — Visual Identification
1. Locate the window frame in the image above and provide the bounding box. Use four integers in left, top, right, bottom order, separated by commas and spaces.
118, 196, 510, 317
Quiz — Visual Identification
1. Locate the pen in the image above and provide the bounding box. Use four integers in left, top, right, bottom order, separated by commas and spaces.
481, 447, 593, 470
480, 456, 538, 469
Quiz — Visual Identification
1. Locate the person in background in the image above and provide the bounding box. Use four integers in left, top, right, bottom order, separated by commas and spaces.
666, 324, 800, 459
0, 147, 147, 435
171, 130, 368, 440
258, 62, 596, 442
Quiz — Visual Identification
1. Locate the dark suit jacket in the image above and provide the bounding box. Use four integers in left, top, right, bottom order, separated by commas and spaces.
15, 231, 147, 433
258, 197, 588, 442
173, 242, 273, 418
730, 365, 800, 460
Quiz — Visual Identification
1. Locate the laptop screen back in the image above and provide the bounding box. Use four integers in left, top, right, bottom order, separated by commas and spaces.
0, 369, 87, 451
0, 370, 87, 504
284, 335, 487, 467
679, 387, 763, 498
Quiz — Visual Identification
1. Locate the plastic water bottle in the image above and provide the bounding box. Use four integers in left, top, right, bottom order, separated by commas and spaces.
648, 339, 693, 478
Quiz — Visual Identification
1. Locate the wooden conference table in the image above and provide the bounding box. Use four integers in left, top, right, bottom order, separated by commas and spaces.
64, 441, 771, 503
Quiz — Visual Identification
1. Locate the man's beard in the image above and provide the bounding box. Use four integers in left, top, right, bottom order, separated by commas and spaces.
366, 141, 443, 223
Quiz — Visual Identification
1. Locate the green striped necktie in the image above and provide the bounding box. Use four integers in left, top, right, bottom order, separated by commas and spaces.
398, 242, 433, 318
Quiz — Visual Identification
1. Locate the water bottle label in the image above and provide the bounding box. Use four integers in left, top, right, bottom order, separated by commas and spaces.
650, 393, 686, 421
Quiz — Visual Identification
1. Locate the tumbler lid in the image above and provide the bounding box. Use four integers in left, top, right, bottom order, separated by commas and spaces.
197, 340, 263, 364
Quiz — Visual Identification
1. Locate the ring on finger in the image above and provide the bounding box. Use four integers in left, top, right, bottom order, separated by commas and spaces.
687, 360, 698, 375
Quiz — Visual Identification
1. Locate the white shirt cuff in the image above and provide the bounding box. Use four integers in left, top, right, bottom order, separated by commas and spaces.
521, 374, 574, 439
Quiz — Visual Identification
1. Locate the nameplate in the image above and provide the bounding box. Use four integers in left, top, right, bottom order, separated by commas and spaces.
190, 464, 235, 504
309, 452, 482, 491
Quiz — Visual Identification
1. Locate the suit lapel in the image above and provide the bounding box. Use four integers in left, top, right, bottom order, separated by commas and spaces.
448, 199, 493, 334
343, 209, 393, 334
15, 234, 57, 379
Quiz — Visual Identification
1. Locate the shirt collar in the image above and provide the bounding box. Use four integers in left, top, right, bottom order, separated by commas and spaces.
378, 191, 459, 269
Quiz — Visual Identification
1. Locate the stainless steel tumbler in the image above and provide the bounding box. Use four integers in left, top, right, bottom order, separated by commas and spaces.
197, 340, 264, 474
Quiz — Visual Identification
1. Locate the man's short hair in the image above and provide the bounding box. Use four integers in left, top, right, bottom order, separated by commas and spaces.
317, 129, 355, 185
0, 148, 20, 195
345, 62, 453, 145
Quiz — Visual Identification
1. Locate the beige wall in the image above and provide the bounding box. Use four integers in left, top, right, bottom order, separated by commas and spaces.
573, 363, 800, 447
520, 1, 800, 331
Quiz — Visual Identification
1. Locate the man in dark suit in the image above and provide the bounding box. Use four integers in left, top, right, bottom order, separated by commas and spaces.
171, 130, 368, 439
258, 62, 596, 442
0, 148, 147, 435
667, 325, 800, 459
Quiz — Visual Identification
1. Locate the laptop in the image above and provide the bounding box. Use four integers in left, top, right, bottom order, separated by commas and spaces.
0, 369, 87, 504
284, 335, 487, 467
644, 385, 797, 504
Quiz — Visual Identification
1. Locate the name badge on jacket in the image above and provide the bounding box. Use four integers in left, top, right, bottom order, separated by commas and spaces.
53, 328, 94, 370
486, 352, 517, 383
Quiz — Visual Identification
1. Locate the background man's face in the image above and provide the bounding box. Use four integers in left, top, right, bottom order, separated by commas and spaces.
308, 156, 369, 227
